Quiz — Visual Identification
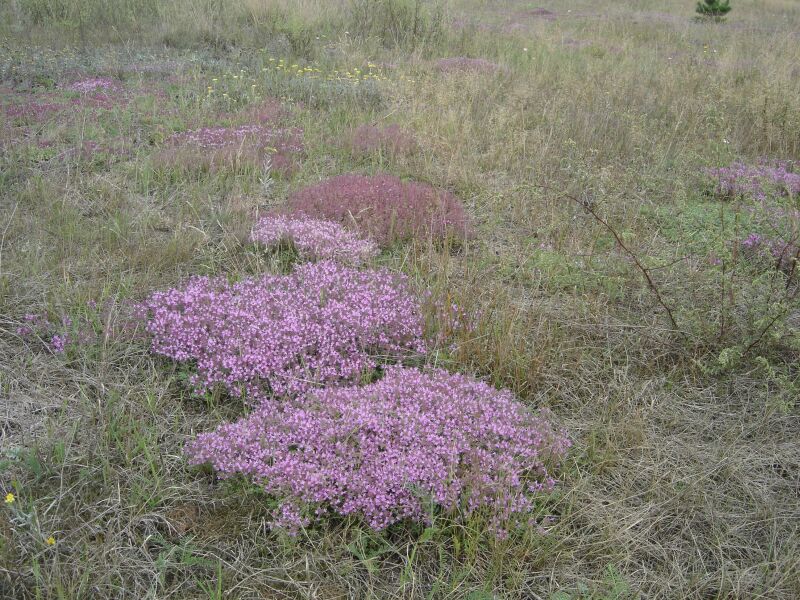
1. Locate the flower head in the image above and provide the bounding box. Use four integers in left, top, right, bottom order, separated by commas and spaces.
5, 493, 14, 504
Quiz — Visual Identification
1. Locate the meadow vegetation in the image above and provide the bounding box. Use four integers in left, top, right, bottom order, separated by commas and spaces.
1, 0, 799, 598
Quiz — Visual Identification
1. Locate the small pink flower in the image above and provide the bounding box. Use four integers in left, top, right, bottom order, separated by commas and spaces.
50, 334, 68, 353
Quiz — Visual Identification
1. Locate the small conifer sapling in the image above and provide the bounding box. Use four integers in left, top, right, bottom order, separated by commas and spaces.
696, 0, 732, 19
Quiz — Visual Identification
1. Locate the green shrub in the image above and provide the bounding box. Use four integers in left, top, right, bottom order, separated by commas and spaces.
696, 0, 732, 19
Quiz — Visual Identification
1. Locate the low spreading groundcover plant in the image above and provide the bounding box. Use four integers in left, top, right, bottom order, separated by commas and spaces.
705, 159, 800, 201
704, 159, 800, 274
286, 173, 470, 246
141, 260, 426, 401
160, 124, 304, 176
251, 214, 378, 264
143, 224, 569, 538
188, 365, 571, 536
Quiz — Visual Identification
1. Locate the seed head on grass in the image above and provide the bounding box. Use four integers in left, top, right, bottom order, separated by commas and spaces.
286, 173, 470, 246
187, 365, 571, 536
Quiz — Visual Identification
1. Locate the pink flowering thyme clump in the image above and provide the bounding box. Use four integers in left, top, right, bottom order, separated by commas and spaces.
187, 366, 571, 535
161, 124, 303, 176
348, 124, 417, 157
706, 159, 800, 201
251, 215, 378, 264
141, 261, 426, 401
286, 173, 470, 246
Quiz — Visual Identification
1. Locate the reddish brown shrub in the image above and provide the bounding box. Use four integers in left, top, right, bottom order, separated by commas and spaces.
286, 173, 470, 246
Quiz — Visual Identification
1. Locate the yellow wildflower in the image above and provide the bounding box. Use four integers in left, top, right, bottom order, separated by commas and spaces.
46, 536, 56, 546
4, 493, 14, 504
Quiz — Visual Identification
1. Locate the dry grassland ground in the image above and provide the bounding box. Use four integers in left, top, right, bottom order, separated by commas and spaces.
1, 0, 799, 598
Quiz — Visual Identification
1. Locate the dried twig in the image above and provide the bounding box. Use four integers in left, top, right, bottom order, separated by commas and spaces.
536, 185, 687, 340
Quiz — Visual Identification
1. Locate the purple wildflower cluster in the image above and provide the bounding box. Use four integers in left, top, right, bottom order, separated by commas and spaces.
142, 261, 426, 401
348, 124, 417, 157
58, 139, 130, 163
741, 232, 766, 249
166, 125, 302, 151
144, 209, 568, 534
741, 232, 799, 273
17, 313, 77, 354
435, 57, 503, 74
251, 215, 378, 264
162, 125, 303, 175
3, 84, 130, 127
286, 173, 470, 246
706, 159, 800, 201
187, 366, 571, 534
